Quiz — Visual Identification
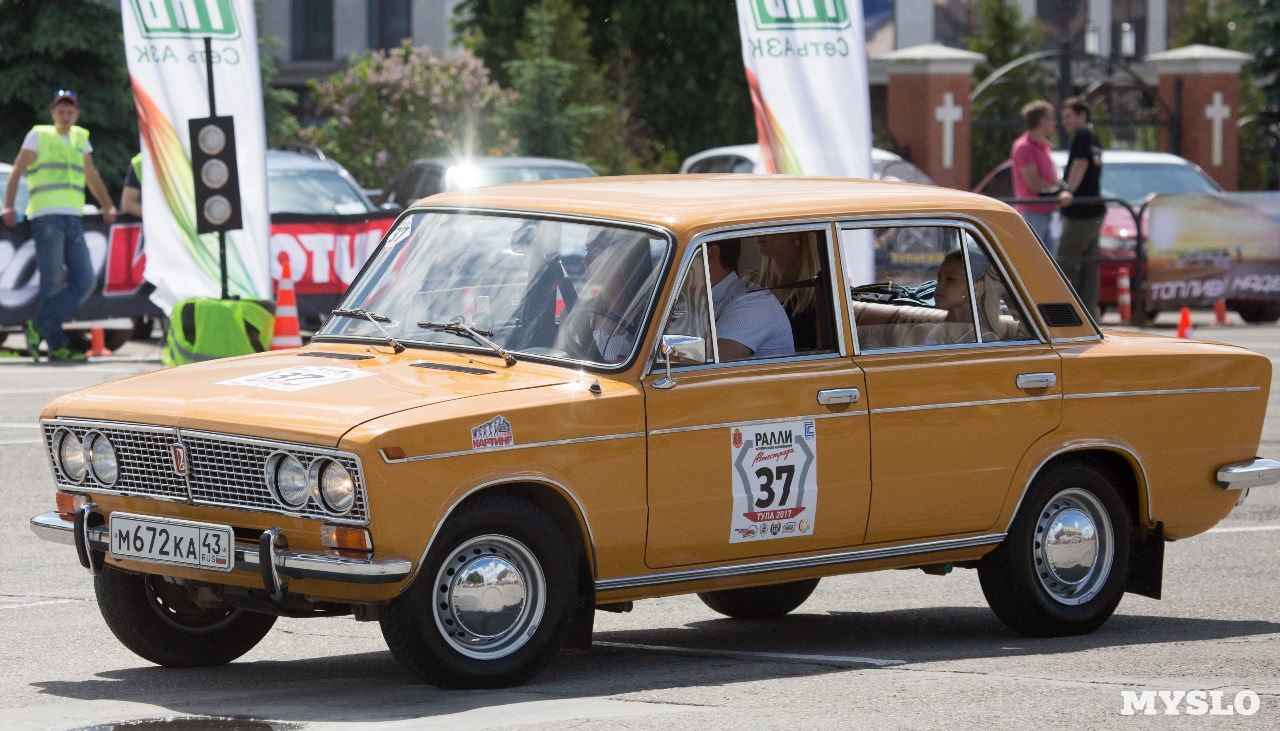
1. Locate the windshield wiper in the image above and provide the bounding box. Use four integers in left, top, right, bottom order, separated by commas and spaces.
330, 308, 405, 353
418, 317, 516, 367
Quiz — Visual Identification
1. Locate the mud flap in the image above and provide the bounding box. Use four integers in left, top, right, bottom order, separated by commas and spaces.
1126, 521, 1164, 600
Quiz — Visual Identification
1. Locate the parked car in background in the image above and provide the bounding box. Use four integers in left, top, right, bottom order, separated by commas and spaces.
974, 150, 1224, 319
680, 144, 935, 185
31, 175, 1277, 689
0, 162, 31, 222
381, 156, 597, 208
268, 147, 377, 216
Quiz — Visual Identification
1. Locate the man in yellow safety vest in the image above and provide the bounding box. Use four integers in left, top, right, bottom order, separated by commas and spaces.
1, 89, 117, 362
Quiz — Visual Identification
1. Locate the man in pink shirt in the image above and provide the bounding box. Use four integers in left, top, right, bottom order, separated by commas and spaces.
1010, 100, 1064, 255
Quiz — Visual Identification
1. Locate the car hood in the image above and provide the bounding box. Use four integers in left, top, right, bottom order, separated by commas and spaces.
42, 345, 576, 446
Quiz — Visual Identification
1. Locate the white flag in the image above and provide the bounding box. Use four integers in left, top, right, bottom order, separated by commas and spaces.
736, 0, 873, 178
120, 0, 270, 311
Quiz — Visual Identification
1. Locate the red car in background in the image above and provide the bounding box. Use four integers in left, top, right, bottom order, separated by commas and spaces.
974, 150, 1222, 319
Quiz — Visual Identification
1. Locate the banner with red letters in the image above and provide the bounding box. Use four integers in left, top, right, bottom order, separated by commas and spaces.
0, 212, 397, 329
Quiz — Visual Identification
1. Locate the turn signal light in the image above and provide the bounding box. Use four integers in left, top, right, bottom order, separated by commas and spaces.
321, 524, 372, 551
55, 491, 88, 515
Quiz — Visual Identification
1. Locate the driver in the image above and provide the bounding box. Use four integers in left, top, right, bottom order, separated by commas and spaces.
560, 229, 653, 362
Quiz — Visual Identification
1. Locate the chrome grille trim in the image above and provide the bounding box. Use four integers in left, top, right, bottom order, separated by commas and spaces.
41, 419, 369, 525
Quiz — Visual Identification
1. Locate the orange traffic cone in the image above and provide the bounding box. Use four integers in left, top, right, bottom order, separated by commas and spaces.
270, 259, 303, 350
87, 327, 113, 357
1176, 306, 1193, 339
1213, 298, 1229, 326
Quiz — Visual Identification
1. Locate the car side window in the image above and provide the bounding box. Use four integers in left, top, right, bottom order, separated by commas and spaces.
841, 224, 1035, 351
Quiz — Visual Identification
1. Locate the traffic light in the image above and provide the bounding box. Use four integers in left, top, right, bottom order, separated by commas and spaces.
188, 115, 242, 234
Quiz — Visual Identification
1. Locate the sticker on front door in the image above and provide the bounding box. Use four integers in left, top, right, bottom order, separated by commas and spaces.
729, 419, 817, 543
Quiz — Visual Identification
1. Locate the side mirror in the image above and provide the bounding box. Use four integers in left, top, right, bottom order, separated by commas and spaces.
652, 334, 705, 390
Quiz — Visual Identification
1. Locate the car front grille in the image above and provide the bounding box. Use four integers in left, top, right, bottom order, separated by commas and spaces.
43, 419, 369, 524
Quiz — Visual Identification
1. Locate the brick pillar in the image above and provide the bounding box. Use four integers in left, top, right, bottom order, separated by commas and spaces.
1148, 44, 1251, 191
878, 44, 984, 190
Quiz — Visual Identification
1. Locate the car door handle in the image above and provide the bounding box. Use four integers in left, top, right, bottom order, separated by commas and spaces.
817, 388, 860, 405
1016, 372, 1057, 390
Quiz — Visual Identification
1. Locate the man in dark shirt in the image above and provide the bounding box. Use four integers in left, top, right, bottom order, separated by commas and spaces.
1056, 97, 1105, 317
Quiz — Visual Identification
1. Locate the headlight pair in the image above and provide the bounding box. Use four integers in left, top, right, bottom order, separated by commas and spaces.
54, 429, 117, 485
265, 453, 356, 514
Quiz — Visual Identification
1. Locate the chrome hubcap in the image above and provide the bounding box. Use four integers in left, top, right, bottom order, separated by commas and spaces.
433, 534, 545, 659
1033, 488, 1113, 605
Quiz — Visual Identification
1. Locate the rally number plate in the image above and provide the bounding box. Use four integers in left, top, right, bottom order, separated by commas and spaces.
109, 513, 234, 572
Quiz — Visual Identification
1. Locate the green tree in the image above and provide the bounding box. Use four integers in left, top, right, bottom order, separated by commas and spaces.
258, 36, 299, 149
498, 0, 606, 160
299, 43, 516, 188
455, 0, 752, 167
0, 0, 136, 198
964, 0, 1052, 186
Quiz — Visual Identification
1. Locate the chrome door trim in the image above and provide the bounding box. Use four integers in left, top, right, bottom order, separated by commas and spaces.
1064, 386, 1260, 400
380, 431, 645, 463
595, 533, 1005, 592
870, 394, 1060, 414
817, 388, 861, 405
648, 411, 867, 437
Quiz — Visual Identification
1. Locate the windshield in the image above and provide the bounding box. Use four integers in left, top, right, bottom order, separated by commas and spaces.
318, 211, 670, 367
444, 164, 594, 190
1102, 163, 1220, 204
268, 169, 372, 215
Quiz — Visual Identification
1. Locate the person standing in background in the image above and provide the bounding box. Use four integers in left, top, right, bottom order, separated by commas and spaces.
1010, 100, 1064, 255
1, 90, 117, 362
1056, 96, 1105, 318
120, 152, 142, 218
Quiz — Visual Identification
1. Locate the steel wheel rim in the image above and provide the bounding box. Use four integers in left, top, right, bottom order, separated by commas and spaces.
433, 534, 546, 660
1032, 488, 1114, 605
144, 575, 242, 633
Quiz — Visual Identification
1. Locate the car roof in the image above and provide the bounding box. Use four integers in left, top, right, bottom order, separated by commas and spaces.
419, 173, 1006, 238
1048, 149, 1198, 165
405, 156, 594, 171
679, 144, 903, 172
265, 149, 349, 172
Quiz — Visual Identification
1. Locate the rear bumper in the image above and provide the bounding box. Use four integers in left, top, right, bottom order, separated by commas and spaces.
1216, 458, 1280, 491
30, 510, 412, 585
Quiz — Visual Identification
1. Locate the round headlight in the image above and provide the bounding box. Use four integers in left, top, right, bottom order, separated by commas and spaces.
57, 430, 86, 481
316, 459, 355, 514
85, 432, 118, 485
267, 453, 308, 507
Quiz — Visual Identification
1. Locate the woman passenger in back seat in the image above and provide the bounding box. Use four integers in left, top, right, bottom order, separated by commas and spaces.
909, 251, 980, 346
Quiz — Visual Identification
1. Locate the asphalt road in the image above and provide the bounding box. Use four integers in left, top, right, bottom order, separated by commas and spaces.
1, 319, 1277, 730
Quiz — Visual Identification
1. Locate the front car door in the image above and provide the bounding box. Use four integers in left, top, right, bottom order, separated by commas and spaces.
643, 224, 872, 569
840, 219, 1062, 544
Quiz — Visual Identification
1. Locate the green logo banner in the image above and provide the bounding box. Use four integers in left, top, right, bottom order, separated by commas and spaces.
128, 0, 240, 40
751, 0, 850, 31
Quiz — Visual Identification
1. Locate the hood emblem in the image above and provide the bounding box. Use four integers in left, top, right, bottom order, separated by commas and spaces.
171, 443, 189, 476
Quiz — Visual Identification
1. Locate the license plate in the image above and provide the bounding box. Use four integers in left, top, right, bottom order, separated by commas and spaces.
109, 513, 234, 572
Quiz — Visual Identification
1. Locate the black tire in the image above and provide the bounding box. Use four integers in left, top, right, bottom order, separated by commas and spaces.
65, 328, 132, 353
978, 461, 1132, 637
379, 494, 579, 689
1231, 302, 1280, 324
698, 578, 820, 620
94, 567, 276, 667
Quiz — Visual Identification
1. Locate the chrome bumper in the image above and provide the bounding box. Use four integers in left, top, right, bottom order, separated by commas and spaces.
30, 510, 412, 585
1216, 458, 1280, 491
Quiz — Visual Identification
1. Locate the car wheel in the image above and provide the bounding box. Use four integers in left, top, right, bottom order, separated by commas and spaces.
697, 578, 820, 619
978, 461, 1131, 636
94, 567, 276, 666
379, 494, 579, 689
1231, 302, 1280, 324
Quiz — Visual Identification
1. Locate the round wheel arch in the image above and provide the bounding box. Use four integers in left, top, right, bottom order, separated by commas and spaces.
1018, 448, 1146, 535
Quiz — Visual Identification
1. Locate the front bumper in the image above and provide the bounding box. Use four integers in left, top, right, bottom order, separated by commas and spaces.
1216, 458, 1280, 491
30, 509, 412, 586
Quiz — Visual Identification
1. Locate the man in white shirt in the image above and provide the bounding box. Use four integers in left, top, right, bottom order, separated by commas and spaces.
706, 240, 793, 359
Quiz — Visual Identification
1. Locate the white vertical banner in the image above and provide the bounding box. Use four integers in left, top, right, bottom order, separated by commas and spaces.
736, 0, 873, 178
121, 0, 270, 311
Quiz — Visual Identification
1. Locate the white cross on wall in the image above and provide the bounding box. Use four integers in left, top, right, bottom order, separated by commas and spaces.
1204, 91, 1231, 167
934, 92, 963, 170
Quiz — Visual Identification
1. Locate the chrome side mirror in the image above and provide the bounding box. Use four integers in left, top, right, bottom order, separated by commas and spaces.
653, 334, 705, 390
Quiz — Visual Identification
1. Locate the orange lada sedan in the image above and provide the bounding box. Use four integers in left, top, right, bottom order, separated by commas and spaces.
30, 176, 1279, 689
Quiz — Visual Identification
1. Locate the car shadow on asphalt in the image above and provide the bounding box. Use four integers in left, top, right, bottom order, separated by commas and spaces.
29, 608, 1280, 726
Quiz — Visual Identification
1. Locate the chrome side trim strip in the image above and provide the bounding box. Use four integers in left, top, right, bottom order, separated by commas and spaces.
872, 395, 1059, 414
595, 533, 1005, 592
648, 410, 867, 437
30, 511, 411, 584
1065, 386, 1260, 399
381, 431, 645, 463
